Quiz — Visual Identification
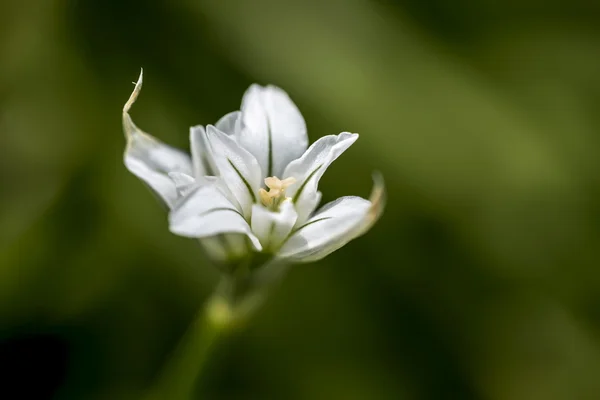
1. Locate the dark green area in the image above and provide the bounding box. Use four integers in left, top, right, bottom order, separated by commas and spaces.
1, 0, 600, 399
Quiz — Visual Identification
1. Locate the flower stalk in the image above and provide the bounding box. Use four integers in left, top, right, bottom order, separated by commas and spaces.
146, 254, 287, 399
144, 294, 228, 400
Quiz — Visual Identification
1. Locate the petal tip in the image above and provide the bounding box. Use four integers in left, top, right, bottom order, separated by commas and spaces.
245, 83, 264, 95
367, 171, 386, 225
264, 84, 286, 94
123, 68, 144, 114
205, 124, 232, 143
122, 69, 145, 140
249, 235, 263, 252
339, 132, 359, 141
190, 124, 206, 134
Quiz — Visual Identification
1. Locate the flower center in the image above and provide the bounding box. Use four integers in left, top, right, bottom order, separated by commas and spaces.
259, 176, 296, 211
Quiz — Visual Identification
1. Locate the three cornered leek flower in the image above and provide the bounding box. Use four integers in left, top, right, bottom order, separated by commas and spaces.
123, 69, 385, 268
124, 70, 385, 398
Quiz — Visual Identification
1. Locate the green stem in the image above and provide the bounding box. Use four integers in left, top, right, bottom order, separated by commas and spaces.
145, 294, 234, 400
144, 256, 285, 399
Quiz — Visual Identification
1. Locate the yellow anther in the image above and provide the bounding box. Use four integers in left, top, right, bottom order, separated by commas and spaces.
259, 176, 296, 210
280, 177, 297, 187
259, 188, 273, 207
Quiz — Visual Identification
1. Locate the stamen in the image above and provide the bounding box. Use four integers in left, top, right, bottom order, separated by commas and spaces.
259, 176, 296, 210
259, 188, 272, 207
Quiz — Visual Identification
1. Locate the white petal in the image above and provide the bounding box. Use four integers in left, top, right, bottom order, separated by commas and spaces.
123, 70, 192, 208
168, 172, 195, 196
353, 172, 387, 238
169, 184, 262, 251
238, 84, 308, 178
294, 190, 322, 227
278, 196, 369, 260
215, 111, 242, 136
222, 234, 251, 259
279, 174, 386, 262
251, 201, 298, 251
190, 125, 217, 177
199, 237, 229, 261
168, 172, 218, 197
206, 125, 262, 219
200, 234, 250, 262
284, 132, 358, 224
190, 113, 242, 178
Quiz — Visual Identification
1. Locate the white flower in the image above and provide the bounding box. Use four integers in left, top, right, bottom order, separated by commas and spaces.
123, 70, 385, 263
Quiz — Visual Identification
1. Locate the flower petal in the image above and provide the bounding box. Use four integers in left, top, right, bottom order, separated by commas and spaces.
200, 234, 250, 262
199, 236, 229, 261
168, 172, 195, 196
283, 132, 358, 224
251, 201, 298, 251
123, 70, 192, 208
190, 125, 216, 177
169, 184, 262, 251
278, 197, 369, 260
221, 234, 251, 259
190, 113, 242, 178
238, 84, 308, 178
294, 190, 322, 227
278, 174, 385, 262
206, 125, 262, 218
353, 172, 387, 238
215, 111, 242, 136
168, 172, 217, 198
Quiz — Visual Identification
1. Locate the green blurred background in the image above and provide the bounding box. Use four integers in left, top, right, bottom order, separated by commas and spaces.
2, 0, 600, 399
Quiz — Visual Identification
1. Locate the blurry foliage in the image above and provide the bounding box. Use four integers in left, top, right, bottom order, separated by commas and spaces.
1, 0, 600, 399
